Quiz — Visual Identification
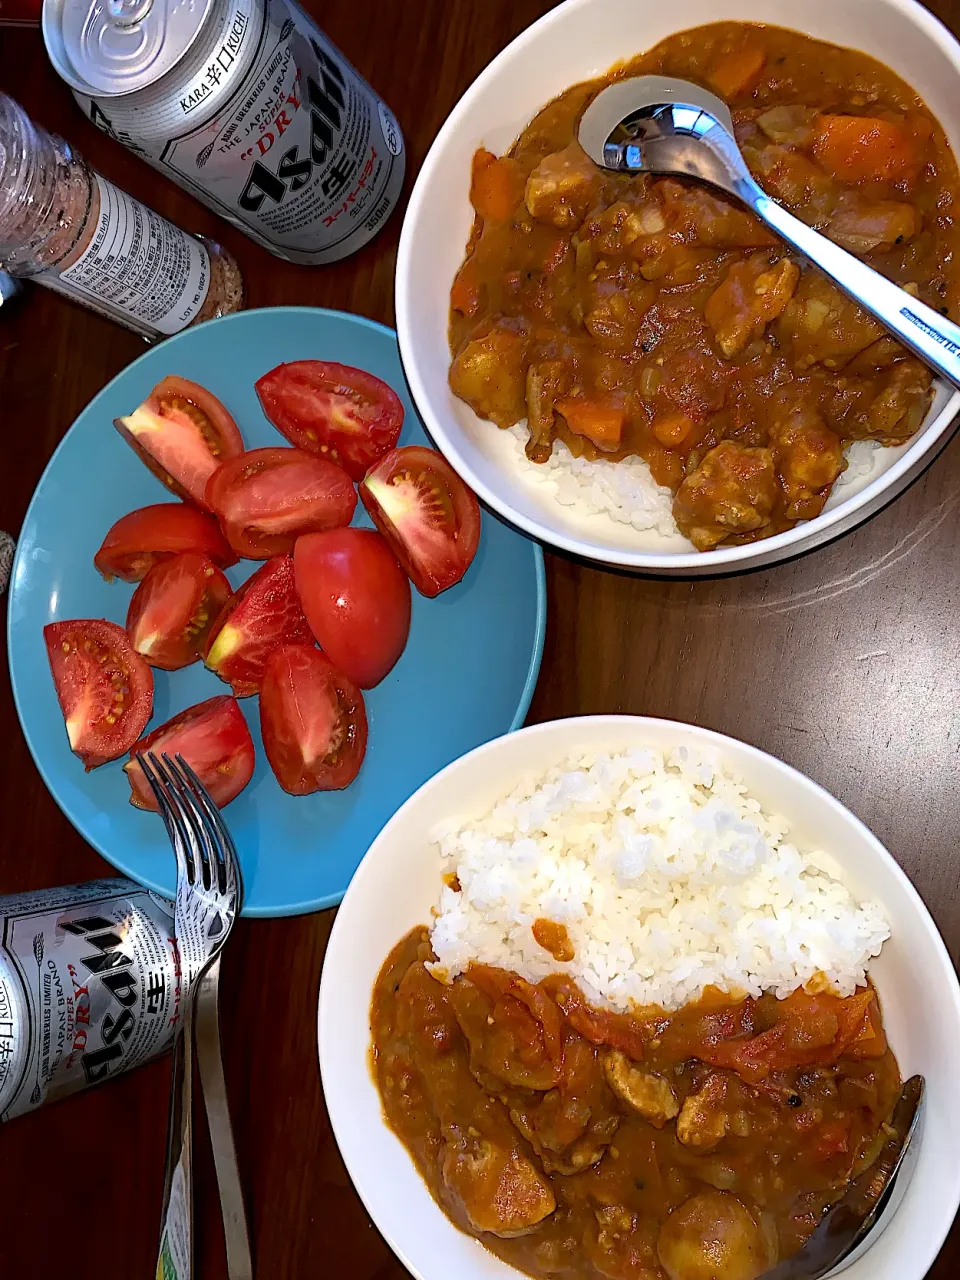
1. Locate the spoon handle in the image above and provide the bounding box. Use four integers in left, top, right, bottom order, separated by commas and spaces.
743, 181, 960, 388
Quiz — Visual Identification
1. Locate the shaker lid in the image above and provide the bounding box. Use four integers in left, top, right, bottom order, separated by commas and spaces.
42, 0, 216, 97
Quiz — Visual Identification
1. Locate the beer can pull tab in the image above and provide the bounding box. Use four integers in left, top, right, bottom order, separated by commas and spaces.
47, 0, 212, 96
106, 0, 154, 26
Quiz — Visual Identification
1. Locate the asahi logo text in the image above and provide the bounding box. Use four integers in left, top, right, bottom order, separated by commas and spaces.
61, 914, 146, 1085
238, 40, 347, 213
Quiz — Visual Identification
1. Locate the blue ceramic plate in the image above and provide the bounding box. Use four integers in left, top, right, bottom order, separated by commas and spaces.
8, 308, 545, 917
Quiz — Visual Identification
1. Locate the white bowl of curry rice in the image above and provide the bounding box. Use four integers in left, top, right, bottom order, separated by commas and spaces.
318, 715, 960, 1280
395, 0, 960, 574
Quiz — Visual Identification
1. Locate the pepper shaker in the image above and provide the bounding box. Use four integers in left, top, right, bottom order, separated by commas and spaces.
0, 94, 244, 340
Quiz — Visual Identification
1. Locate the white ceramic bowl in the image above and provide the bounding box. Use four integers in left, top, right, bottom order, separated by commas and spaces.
318, 715, 960, 1280
395, 0, 960, 575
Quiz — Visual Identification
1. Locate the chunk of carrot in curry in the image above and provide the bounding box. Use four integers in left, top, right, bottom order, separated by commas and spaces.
470, 149, 526, 223
556, 398, 624, 450
844, 993, 889, 1059
451, 257, 481, 316
812, 114, 926, 187
708, 47, 766, 101
652, 412, 694, 449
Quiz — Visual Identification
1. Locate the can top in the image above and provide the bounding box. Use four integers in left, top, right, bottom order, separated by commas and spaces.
42, 0, 216, 97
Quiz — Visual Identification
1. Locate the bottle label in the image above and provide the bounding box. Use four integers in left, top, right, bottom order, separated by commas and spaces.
48, 176, 210, 335
159, 1159, 192, 1279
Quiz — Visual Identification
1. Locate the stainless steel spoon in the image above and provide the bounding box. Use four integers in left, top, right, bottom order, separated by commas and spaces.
578, 76, 960, 388
763, 1074, 924, 1280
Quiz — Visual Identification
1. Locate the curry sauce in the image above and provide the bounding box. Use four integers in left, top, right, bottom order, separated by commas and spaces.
448, 21, 960, 549
371, 927, 900, 1280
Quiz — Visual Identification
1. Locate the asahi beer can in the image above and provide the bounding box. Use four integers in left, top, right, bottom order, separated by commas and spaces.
42, 0, 405, 265
0, 878, 181, 1121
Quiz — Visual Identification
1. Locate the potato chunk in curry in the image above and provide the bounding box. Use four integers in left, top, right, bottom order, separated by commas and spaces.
441, 1135, 556, 1238
657, 1191, 775, 1280
449, 323, 529, 428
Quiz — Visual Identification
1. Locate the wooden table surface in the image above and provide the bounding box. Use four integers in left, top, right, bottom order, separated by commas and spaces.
2, 1, 959, 1275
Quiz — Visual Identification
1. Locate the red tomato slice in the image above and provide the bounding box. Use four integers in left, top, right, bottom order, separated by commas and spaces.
44, 619, 153, 769
259, 644, 368, 793
115, 375, 244, 508
359, 446, 481, 597
95, 504, 237, 583
124, 695, 255, 810
203, 555, 313, 696
255, 361, 404, 481
126, 552, 232, 671
294, 529, 410, 688
205, 447, 357, 559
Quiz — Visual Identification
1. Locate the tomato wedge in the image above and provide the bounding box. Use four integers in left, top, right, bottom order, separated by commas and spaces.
259, 644, 368, 793
294, 529, 410, 688
126, 552, 232, 671
359, 445, 481, 597
124, 696, 255, 810
204, 555, 313, 696
204, 447, 356, 559
115, 376, 244, 508
255, 361, 404, 480
95, 504, 237, 583
44, 619, 153, 769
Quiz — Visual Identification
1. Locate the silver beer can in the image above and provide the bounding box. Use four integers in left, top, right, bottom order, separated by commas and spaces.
0, 878, 180, 1121
42, 0, 405, 265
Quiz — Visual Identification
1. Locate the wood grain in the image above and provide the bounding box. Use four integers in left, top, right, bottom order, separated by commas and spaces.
1, 1, 959, 1275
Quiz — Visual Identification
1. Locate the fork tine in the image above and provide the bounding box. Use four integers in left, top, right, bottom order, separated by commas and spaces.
138, 753, 193, 887
170, 756, 224, 896
174, 754, 242, 904
149, 753, 201, 888
137, 752, 171, 825
158, 754, 213, 892
161, 747, 231, 890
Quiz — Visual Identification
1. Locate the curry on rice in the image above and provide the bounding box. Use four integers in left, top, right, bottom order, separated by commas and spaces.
447, 21, 960, 549
372, 928, 899, 1280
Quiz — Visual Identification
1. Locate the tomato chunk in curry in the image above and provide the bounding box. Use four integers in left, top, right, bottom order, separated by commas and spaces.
371, 929, 900, 1280
448, 22, 960, 549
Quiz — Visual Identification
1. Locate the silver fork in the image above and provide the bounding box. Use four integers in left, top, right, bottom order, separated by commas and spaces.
139, 752, 252, 1280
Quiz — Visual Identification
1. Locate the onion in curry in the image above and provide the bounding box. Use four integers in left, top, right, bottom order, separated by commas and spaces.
372, 928, 899, 1280
447, 22, 960, 549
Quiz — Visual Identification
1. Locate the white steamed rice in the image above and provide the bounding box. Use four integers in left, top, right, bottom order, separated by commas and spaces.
502, 423, 883, 539
834, 439, 881, 490
428, 745, 889, 1012
503, 424, 677, 536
